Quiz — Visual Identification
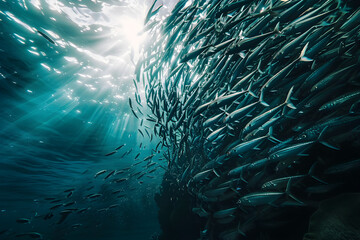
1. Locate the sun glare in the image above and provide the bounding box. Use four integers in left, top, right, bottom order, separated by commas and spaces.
118, 15, 146, 51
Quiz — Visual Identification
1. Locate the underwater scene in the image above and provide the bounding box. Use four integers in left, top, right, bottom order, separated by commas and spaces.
1, 0, 360, 239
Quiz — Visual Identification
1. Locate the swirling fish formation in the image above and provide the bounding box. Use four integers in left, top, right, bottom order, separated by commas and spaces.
137, 0, 360, 239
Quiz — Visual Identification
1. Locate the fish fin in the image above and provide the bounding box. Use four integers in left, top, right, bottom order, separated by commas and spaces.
319, 141, 340, 150
285, 178, 304, 205
144, 0, 158, 24
249, 90, 257, 98
267, 127, 282, 143
246, 65, 253, 71
308, 162, 328, 184
253, 147, 261, 150
317, 126, 328, 142
238, 229, 247, 237
299, 42, 313, 62
257, 59, 265, 75
284, 86, 296, 109
287, 193, 303, 205
312, 175, 328, 185
213, 169, 221, 177
240, 170, 248, 183
227, 126, 235, 132
273, 22, 281, 34
259, 91, 270, 107
311, 60, 316, 70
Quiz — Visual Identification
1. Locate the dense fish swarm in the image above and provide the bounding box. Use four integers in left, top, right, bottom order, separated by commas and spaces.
138, 0, 360, 239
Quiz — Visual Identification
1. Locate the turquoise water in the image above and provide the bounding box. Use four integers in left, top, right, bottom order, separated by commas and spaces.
0, 0, 175, 239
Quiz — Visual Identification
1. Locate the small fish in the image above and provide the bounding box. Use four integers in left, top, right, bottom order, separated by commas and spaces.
87, 193, 102, 199
44, 197, 56, 201
16, 232, 43, 239
238, 192, 284, 206
43, 212, 53, 220
64, 188, 75, 193
104, 170, 115, 180
144, 0, 161, 24
105, 151, 117, 156
63, 201, 76, 207
94, 170, 107, 178
113, 178, 128, 183
108, 204, 119, 209
137, 172, 146, 180
213, 207, 237, 219
112, 189, 122, 194
58, 210, 72, 224
143, 154, 155, 161
16, 218, 30, 224
128, 98, 133, 109
131, 109, 139, 119
66, 191, 73, 198
148, 168, 157, 173
71, 224, 82, 229
77, 208, 89, 214
97, 208, 108, 213
37, 30, 55, 44
133, 161, 143, 166
138, 129, 145, 137
50, 204, 62, 210
115, 144, 125, 150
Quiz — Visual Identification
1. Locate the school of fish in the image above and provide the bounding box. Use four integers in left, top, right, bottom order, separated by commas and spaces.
2, 140, 165, 239
137, 0, 360, 239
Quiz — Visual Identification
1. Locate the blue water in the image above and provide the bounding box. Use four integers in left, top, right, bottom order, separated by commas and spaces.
0, 0, 176, 239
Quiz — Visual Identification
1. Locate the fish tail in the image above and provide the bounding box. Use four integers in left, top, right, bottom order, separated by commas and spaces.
259, 90, 270, 107
273, 22, 281, 34
308, 161, 328, 184
257, 58, 266, 75
247, 83, 257, 99
316, 126, 340, 150
267, 127, 282, 143
285, 178, 304, 205
284, 86, 296, 110
299, 42, 313, 62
